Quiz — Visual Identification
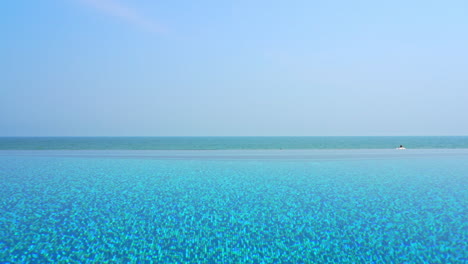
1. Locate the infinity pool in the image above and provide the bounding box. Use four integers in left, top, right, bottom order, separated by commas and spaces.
0, 150, 467, 263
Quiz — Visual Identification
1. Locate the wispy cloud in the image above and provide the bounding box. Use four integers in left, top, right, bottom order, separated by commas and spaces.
78, 0, 166, 33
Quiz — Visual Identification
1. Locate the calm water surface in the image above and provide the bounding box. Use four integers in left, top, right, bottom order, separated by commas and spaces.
1, 136, 468, 150
0, 149, 467, 263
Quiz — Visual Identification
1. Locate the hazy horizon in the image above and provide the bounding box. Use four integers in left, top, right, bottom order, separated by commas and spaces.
1, 135, 468, 138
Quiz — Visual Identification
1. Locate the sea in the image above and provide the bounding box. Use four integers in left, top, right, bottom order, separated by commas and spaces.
0, 137, 467, 263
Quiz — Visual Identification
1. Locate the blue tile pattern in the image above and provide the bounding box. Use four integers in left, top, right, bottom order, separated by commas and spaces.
0, 152, 467, 263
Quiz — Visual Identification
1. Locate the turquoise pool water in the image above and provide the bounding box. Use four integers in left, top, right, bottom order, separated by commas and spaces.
1, 150, 467, 263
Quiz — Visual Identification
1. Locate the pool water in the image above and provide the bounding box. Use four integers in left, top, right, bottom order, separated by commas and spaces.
0, 150, 467, 263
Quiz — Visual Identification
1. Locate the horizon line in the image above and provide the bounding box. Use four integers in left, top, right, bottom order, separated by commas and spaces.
1, 135, 467, 138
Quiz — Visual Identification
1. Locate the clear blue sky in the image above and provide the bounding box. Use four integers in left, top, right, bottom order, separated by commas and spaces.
1, 0, 467, 136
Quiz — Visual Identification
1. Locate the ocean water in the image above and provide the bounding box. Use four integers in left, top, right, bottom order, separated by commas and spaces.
0, 149, 467, 263
1, 136, 468, 150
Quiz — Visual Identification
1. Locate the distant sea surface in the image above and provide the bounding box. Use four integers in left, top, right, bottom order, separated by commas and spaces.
1, 136, 468, 150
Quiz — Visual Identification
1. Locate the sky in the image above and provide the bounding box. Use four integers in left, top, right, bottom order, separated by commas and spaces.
1, 0, 467, 136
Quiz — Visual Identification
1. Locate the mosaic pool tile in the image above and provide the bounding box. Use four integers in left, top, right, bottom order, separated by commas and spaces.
0, 152, 467, 263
